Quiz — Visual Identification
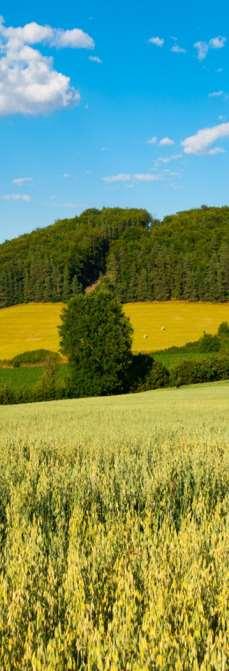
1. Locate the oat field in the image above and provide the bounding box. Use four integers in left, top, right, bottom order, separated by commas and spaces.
0, 382, 228, 669
0, 300, 229, 359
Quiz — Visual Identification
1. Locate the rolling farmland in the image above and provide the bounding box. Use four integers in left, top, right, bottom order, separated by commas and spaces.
0, 300, 229, 359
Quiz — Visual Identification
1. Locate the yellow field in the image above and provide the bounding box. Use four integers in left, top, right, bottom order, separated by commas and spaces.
125, 301, 229, 352
0, 303, 63, 359
0, 300, 228, 359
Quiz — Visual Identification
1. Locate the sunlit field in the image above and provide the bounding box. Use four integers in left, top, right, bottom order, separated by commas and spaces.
0, 303, 62, 359
125, 301, 229, 352
0, 382, 228, 668
0, 300, 229, 359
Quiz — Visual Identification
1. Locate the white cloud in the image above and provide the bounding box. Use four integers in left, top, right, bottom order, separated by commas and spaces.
208, 146, 225, 155
182, 122, 229, 154
147, 136, 157, 144
2, 19, 94, 49
133, 173, 160, 182
209, 90, 224, 97
89, 55, 103, 64
53, 29, 94, 49
103, 174, 131, 183
171, 44, 186, 54
209, 36, 226, 49
194, 41, 209, 61
159, 137, 175, 146
0, 17, 94, 115
194, 36, 226, 61
156, 153, 183, 164
0, 193, 31, 201
103, 173, 160, 183
63, 173, 71, 178
149, 36, 165, 47
13, 177, 32, 185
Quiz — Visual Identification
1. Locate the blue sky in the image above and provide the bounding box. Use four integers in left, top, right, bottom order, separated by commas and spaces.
1, 0, 229, 241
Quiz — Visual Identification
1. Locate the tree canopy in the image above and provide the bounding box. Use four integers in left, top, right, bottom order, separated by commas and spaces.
59, 291, 133, 396
0, 206, 228, 306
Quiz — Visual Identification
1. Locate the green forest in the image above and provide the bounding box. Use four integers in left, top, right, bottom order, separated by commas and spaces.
0, 206, 228, 307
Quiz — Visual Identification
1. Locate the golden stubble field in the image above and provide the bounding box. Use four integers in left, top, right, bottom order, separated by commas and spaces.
0, 300, 228, 359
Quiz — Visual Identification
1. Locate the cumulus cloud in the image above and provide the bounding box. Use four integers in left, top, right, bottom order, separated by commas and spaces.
133, 173, 160, 182
13, 177, 32, 185
1, 19, 94, 49
149, 36, 165, 47
208, 146, 225, 155
182, 122, 229, 154
53, 29, 94, 49
159, 137, 175, 146
89, 55, 103, 64
194, 41, 209, 61
156, 153, 183, 164
194, 36, 226, 61
209, 36, 226, 49
171, 44, 186, 54
209, 90, 224, 98
0, 17, 94, 115
103, 173, 160, 183
0, 193, 31, 201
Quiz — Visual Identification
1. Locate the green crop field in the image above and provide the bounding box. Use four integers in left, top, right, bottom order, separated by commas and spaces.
0, 364, 68, 391
0, 300, 228, 359
0, 381, 228, 669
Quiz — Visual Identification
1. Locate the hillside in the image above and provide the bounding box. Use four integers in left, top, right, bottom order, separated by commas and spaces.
0, 300, 228, 359
0, 206, 228, 307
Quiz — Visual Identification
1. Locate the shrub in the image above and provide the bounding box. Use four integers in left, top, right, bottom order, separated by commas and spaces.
171, 356, 229, 387
139, 360, 170, 391
11, 349, 61, 368
0, 384, 16, 404
128, 355, 169, 392
199, 333, 221, 353
218, 321, 229, 337
127, 353, 153, 392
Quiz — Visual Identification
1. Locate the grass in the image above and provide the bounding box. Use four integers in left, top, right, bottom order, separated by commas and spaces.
0, 300, 229, 359
153, 349, 219, 369
0, 364, 68, 390
0, 382, 228, 668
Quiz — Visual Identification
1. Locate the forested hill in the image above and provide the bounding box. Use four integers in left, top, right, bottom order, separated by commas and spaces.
0, 206, 228, 307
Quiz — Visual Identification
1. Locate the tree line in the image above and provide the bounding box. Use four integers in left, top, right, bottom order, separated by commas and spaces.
0, 206, 228, 307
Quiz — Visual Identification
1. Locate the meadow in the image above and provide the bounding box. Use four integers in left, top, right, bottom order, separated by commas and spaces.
0, 301, 228, 359
0, 382, 228, 669
0, 364, 68, 391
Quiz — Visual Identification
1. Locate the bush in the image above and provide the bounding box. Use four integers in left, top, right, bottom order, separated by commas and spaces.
127, 354, 153, 391
128, 355, 169, 392
139, 360, 170, 391
170, 356, 229, 387
218, 321, 229, 337
11, 349, 61, 368
0, 384, 16, 404
199, 333, 221, 353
